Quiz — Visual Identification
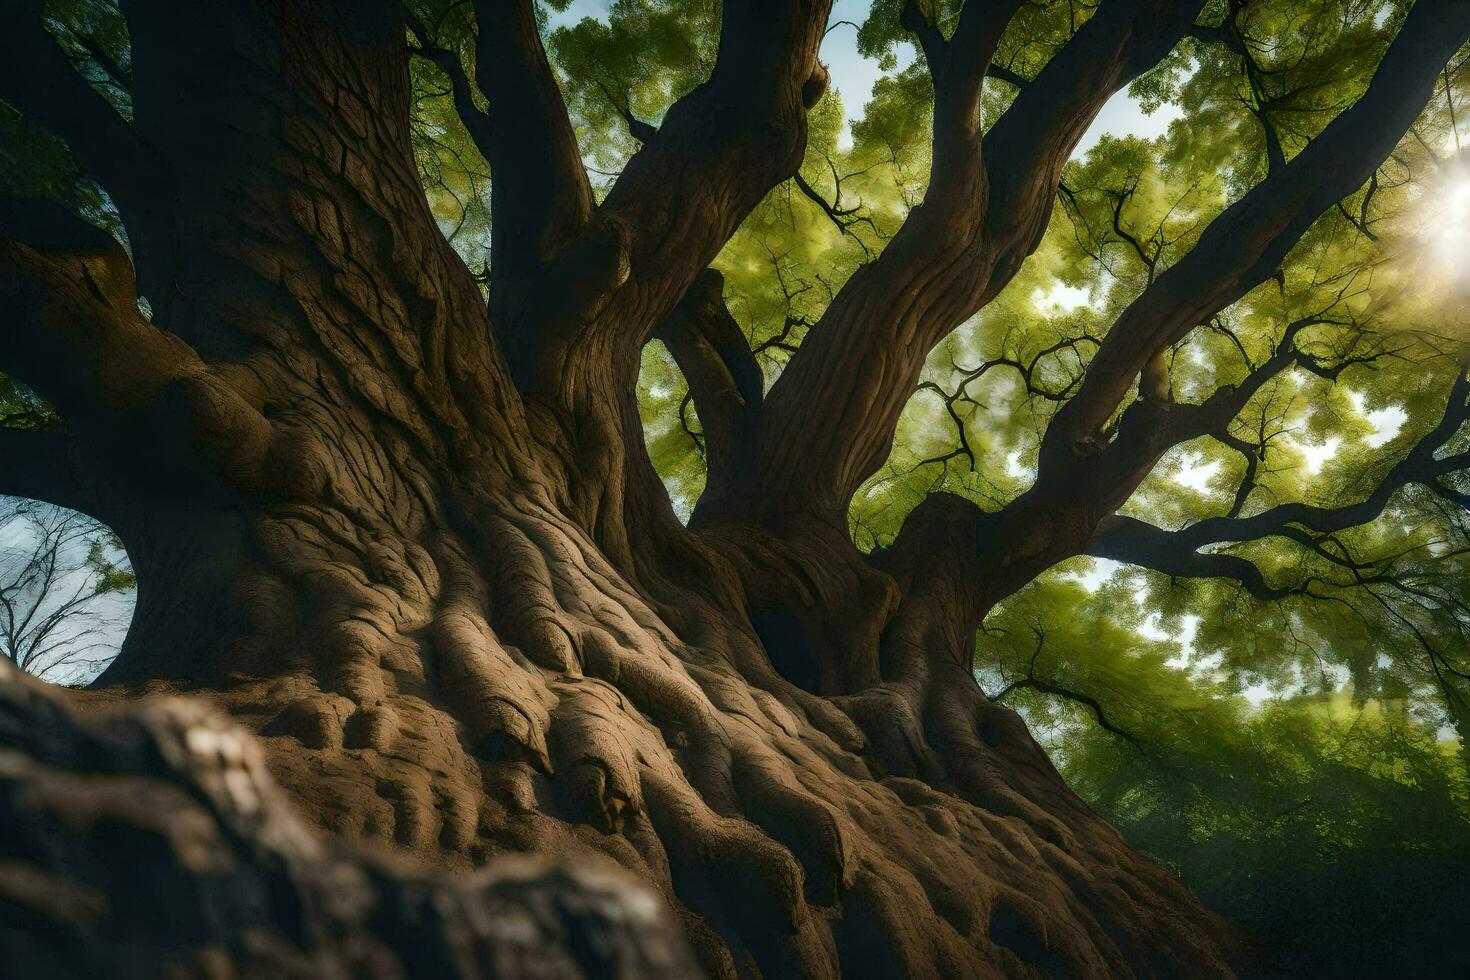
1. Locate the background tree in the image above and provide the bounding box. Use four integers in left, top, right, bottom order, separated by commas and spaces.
4, 0, 1470, 975
0, 494, 134, 684
977, 575, 1470, 976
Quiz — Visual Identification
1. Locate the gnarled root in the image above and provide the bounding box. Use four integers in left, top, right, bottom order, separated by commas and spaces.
0, 660, 699, 979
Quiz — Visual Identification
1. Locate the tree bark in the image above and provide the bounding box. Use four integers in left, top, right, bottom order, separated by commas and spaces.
0, 2, 1256, 976
0, 658, 700, 979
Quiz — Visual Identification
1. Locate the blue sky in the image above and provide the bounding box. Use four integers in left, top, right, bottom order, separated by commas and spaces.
548, 0, 1183, 155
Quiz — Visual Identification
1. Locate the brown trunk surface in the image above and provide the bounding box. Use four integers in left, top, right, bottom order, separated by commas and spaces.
0, 2, 1255, 977
0, 659, 700, 979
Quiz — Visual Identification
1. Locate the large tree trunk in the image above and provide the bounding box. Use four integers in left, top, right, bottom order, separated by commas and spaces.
0, 2, 1248, 976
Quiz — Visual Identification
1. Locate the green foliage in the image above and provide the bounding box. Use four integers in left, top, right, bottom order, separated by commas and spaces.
982, 573, 1470, 974
0, 374, 59, 432
83, 535, 135, 596
1126, 705, 1470, 977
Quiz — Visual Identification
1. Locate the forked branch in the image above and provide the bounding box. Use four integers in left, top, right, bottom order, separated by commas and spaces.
1086, 372, 1470, 595
754, 0, 1207, 523
1040, 0, 1470, 473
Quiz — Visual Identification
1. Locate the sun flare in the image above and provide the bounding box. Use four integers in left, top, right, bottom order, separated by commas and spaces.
1424, 172, 1470, 271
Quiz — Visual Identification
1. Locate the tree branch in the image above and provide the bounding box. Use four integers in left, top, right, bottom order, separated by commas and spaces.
992, 675, 1143, 746
592, 0, 831, 336
0, 194, 225, 514
790, 161, 885, 257
753, 0, 1205, 524
1039, 0, 1470, 473
980, 0, 1207, 264
471, 0, 595, 265
881, 349, 1468, 656
981, 630, 1143, 743
1087, 514, 1291, 601
596, 81, 659, 143
1085, 370, 1470, 598
652, 270, 764, 526
985, 63, 1029, 89
0, 195, 191, 416
500, 0, 833, 398
403, 8, 496, 163
1190, 5, 1287, 173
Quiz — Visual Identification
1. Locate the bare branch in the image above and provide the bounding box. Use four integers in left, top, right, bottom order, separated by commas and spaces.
790, 160, 886, 257
0, 499, 132, 684
990, 631, 1144, 746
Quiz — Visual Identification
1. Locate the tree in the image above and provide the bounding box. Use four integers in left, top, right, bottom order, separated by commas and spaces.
0, 495, 134, 684
3, 0, 1469, 974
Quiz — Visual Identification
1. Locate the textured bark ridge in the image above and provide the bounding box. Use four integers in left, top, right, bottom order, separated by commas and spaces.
14, 0, 1464, 975
0, 659, 700, 979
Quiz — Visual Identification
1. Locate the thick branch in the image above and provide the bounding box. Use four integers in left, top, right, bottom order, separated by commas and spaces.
593, 1, 832, 337
1079, 315, 1360, 500
472, 0, 595, 263
980, 0, 1207, 268
908, 0, 1025, 194
754, 0, 1204, 524
877, 492, 996, 645
883, 355, 1468, 654
0, 195, 251, 515
971, 320, 1419, 598
0, 196, 193, 418
501, 1, 832, 398
1087, 514, 1290, 600
652, 270, 763, 526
